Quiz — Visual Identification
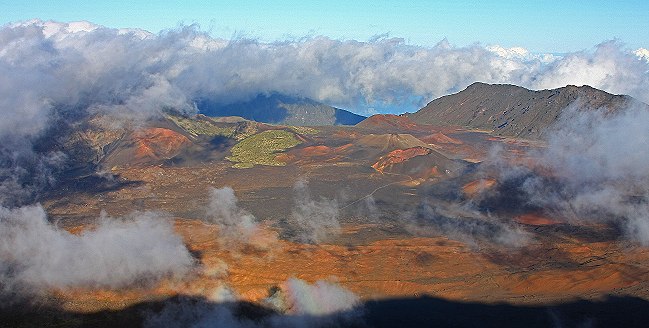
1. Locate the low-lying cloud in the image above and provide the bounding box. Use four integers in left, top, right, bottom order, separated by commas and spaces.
483, 104, 649, 244
0, 139, 66, 206
203, 184, 343, 247
271, 277, 359, 315
145, 277, 361, 328
0, 205, 195, 295
204, 186, 280, 252
205, 187, 261, 245
405, 202, 529, 248
289, 180, 340, 243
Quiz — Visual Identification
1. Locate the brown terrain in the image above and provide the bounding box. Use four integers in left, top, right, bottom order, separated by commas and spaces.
6, 84, 649, 327
42, 116, 649, 301
52, 220, 649, 313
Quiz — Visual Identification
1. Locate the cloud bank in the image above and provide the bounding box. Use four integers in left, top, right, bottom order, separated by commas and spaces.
0, 205, 195, 295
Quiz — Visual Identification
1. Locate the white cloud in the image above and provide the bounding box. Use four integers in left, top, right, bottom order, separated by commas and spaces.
145, 278, 362, 327
0, 205, 195, 292
204, 186, 260, 246
279, 278, 359, 315
290, 180, 340, 243
636, 48, 649, 62
530, 41, 649, 96
486, 45, 530, 60
485, 104, 649, 245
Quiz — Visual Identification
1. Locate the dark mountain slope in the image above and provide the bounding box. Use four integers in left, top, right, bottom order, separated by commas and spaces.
197, 94, 365, 126
408, 82, 644, 138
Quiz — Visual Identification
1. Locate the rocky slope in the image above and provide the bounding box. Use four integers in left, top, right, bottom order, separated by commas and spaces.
408, 82, 644, 138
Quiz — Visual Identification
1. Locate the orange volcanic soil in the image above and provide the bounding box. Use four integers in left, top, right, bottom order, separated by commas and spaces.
299, 145, 333, 157
372, 146, 432, 173
462, 179, 497, 197
420, 132, 463, 145
514, 213, 561, 226
37, 120, 649, 319
132, 127, 191, 162
357, 133, 429, 151
357, 114, 421, 131
54, 220, 649, 313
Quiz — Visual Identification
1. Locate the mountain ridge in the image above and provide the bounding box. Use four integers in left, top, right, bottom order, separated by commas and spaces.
408, 82, 646, 139
197, 93, 366, 126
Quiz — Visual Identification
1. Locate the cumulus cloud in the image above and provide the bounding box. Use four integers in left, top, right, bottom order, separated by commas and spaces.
531, 41, 649, 99
0, 205, 195, 294
2, 20, 648, 134
289, 180, 340, 244
635, 48, 649, 62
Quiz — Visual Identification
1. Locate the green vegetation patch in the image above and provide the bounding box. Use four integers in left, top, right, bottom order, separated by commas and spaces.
288, 126, 319, 135
232, 121, 259, 141
166, 114, 235, 137
227, 130, 301, 168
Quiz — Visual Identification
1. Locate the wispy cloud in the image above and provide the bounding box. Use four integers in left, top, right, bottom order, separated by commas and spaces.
289, 180, 340, 244
145, 277, 361, 328
204, 186, 278, 250
482, 103, 649, 244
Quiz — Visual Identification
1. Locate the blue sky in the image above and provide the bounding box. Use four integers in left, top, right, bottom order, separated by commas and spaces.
1, 0, 647, 53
